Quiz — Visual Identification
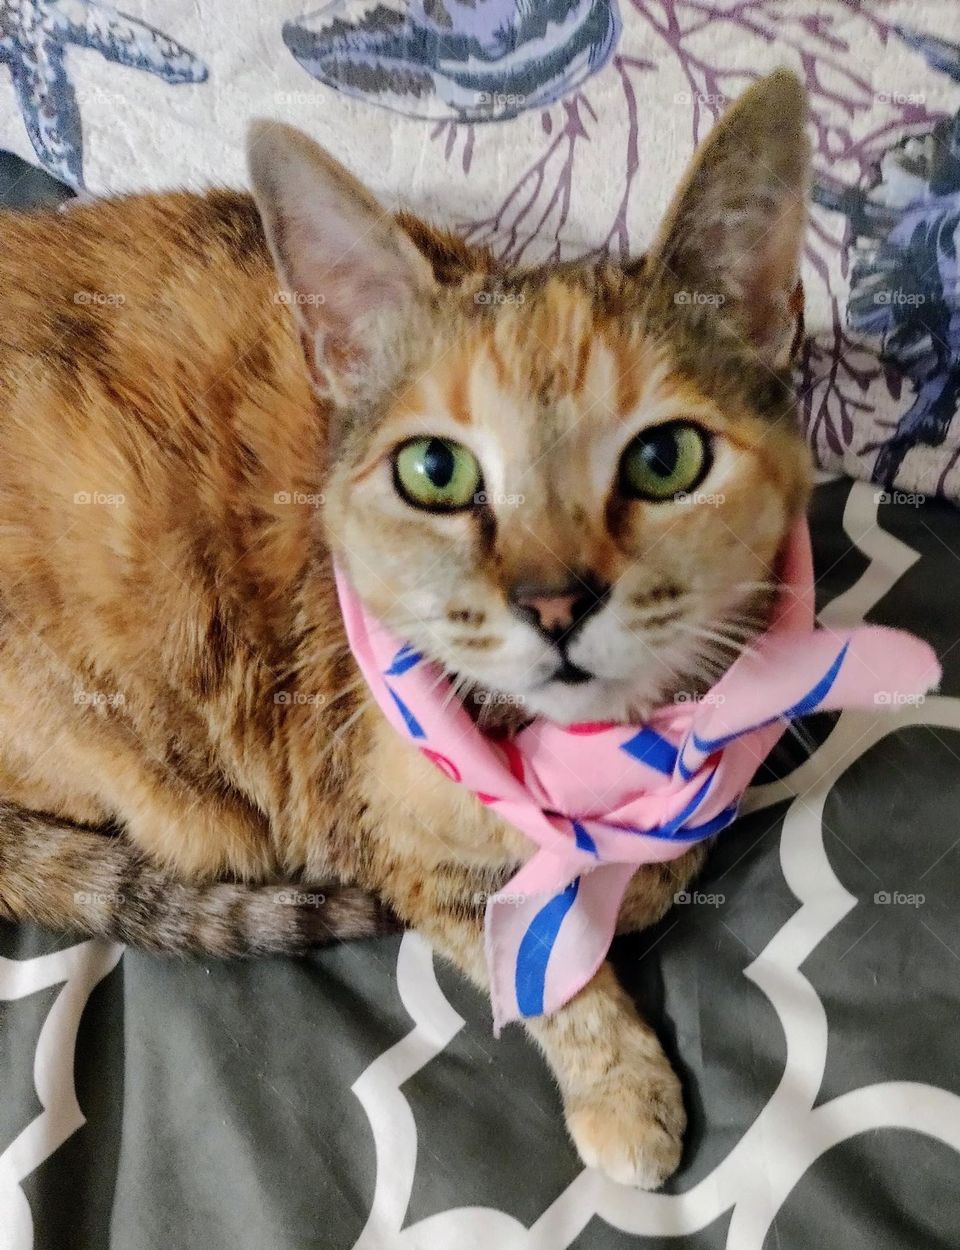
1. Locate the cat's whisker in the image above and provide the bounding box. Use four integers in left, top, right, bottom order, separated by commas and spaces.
301, 639, 349, 660
323, 676, 368, 707
425, 667, 454, 699
678, 623, 750, 655
783, 718, 821, 756
709, 620, 761, 642
404, 615, 451, 630
307, 701, 370, 770
440, 669, 476, 716
730, 579, 780, 594
719, 604, 770, 625
326, 704, 368, 753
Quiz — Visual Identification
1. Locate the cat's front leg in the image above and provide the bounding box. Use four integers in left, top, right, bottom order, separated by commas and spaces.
524, 960, 684, 1188
406, 894, 684, 1189
361, 738, 686, 1187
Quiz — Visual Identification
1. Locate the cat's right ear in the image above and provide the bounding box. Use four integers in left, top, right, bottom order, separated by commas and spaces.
644, 70, 809, 368
247, 121, 436, 408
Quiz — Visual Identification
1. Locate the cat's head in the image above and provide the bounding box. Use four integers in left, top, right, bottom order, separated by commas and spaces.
248, 70, 812, 725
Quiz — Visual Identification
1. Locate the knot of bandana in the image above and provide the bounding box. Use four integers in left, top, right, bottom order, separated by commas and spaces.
334, 521, 940, 1032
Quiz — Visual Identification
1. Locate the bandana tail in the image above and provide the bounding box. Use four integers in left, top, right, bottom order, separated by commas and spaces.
677, 628, 942, 778
486, 856, 637, 1034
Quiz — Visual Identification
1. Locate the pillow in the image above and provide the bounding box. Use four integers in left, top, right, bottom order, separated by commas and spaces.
1, 0, 958, 500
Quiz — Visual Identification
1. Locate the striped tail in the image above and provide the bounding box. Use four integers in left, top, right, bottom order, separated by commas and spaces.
0, 802, 396, 955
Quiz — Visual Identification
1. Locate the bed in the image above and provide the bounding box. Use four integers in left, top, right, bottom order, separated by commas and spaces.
2, 3, 960, 1247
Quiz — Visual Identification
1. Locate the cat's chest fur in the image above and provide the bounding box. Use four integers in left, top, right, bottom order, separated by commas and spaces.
295, 707, 531, 914
359, 713, 531, 870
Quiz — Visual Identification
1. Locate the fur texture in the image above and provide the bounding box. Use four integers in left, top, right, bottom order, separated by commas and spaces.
0, 70, 811, 1187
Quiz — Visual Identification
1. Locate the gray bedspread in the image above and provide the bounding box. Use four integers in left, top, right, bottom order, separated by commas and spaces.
2, 477, 960, 1250
1, 161, 959, 1250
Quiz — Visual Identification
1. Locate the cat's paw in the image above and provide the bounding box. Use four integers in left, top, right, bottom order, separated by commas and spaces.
564, 1060, 685, 1188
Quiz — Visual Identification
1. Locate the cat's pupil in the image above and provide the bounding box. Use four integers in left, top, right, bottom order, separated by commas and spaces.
423, 439, 455, 488
643, 431, 678, 478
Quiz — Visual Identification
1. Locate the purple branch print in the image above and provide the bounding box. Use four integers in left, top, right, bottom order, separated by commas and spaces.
424, 1, 960, 496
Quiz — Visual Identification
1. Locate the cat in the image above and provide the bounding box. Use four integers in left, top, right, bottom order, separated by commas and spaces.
0, 68, 810, 1187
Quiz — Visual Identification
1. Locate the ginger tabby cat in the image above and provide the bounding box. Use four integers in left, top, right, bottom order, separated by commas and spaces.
0, 71, 810, 1186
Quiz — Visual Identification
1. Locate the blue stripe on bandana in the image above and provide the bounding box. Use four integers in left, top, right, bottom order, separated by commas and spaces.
677, 753, 696, 781
572, 821, 598, 856
622, 775, 714, 841
384, 644, 423, 676
783, 641, 849, 718
683, 802, 739, 840
691, 641, 851, 756
620, 727, 678, 774
515, 879, 580, 1017
386, 685, 425, 738
656, 774, 713, 836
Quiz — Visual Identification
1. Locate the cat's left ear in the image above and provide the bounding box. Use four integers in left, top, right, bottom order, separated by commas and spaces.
646, 69, 810, 366
247, 121, 437, 407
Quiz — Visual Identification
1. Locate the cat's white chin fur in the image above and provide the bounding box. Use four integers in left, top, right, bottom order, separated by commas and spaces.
514, 676, 654, 726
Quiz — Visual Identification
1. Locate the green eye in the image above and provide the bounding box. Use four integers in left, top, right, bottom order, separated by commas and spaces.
619, 422, 710, 501
393, 437, 483, 511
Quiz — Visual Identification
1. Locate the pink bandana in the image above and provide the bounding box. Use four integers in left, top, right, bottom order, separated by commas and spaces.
334, 522, 940, 1032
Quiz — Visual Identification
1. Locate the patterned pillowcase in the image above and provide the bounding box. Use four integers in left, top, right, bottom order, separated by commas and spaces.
2, 1, 960, 501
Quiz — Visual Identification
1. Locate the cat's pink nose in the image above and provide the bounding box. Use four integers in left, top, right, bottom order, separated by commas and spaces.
509, 576, 610, 640
514, 591, 579, 634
